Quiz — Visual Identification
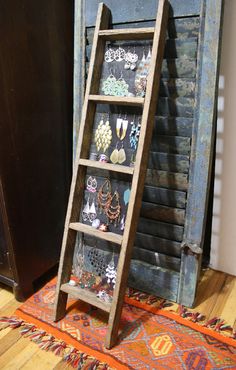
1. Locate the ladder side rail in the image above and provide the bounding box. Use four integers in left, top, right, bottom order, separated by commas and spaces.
54, 3, 110, 321
105, 0, 169, 348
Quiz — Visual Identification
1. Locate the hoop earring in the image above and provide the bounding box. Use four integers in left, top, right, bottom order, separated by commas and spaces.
86, 176, 97, 193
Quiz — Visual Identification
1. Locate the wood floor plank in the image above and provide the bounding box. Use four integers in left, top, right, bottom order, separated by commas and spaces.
22, 349, 62, 370
193, 269, 227, 320
0, 290, 15, 310
1, 341, 39, 370
0, 298, 21, 317
0, 328, 12, 340
215, 275, 236, 326
0, 328, 22, 356
0, 330, 32, 367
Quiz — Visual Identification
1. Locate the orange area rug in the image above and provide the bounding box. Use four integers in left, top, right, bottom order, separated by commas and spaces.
1, 277, 236, 369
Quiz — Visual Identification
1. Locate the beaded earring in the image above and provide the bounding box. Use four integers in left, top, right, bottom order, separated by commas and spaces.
129, 116, 141, 150
105, 190, 121, 226
97, 179, 112, 214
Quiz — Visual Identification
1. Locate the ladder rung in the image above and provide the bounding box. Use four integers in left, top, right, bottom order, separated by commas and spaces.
60, 283, 111, 313
79, 158, 134, 175
69, 222, 123, 245
89, 95, 144, 107
98, 27, 155, 40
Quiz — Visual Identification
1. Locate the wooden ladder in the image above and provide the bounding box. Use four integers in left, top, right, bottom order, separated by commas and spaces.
54, 0, 169, 349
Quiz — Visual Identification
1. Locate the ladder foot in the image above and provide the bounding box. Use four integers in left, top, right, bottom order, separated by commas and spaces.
53, 290, 68, 322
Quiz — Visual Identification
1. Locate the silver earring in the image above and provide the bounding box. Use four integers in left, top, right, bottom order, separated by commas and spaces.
88, 198, 97, 223
124, 48, 138, 71
82, 196, 90, 221
105, 252, 117, 288
114, 46, 125, 62
104, 46, 115, 63
86, 176, 97, 193
120, 214, 125, 231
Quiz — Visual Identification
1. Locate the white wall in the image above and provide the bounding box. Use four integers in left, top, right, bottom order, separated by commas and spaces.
210, 0, 236, 276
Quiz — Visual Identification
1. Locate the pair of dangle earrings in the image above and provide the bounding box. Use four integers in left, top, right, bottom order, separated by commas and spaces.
102, 71, 129, 97
104, 46, 125, 63
82, 195, 97, 223
110, 142, 126, 164
105, 45, 138, 71
97, 180, 121, 226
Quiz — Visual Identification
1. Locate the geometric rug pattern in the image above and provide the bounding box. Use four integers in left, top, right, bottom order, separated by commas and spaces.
14, 278, 236, 369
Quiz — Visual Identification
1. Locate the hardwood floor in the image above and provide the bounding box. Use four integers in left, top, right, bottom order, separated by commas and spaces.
0, 268, 235, 369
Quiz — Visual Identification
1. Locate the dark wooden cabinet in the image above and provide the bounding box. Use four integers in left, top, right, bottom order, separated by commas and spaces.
0, 0, 74, 300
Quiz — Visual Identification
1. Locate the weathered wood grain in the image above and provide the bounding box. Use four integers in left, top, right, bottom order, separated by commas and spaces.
151, 135, 191, 154
135, 232, 181, 257
86, 38, 197, 61
142, 185, 187, 209
132, 246, 181, 271
145, 169, 188, 191
178, 0, 224, 307
154, 116, 193, 137
86, 17, 200, 43
160, 78, 196, 97
128, 260, 179, 301
140, 202, 185, 225
137, 217, 184, 242
156, 97, 194, 118
86, 58, 197, 79
148, 152, 189, 173
83, 237, 181, 272
85, 0, 201, 26
161, 58, 197, 78
105, 0, 169, 348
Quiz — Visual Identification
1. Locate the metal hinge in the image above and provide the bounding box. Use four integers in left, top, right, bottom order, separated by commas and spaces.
180, 241, 202, 255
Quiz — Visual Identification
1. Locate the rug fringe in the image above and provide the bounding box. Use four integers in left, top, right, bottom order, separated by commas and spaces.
0, 316, 111, 369
125, 290, 236, 341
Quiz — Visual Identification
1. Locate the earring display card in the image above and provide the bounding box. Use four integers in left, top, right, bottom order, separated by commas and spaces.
89, 109, 142, 167
81, 173, 131, 236
100, 40, 153, 98
71, 38, 154, 304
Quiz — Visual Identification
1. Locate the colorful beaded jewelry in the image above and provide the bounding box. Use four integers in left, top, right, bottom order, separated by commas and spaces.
97, 179, 112, 214
105, 190, 121, 226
